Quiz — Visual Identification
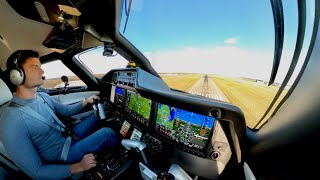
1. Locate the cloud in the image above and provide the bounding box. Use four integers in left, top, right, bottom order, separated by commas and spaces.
224, 37, 239, 44
145, 46, 273, 79
145, 46, 305, 85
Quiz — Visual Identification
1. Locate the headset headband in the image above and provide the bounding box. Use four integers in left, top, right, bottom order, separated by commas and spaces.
13, 51, 23, 69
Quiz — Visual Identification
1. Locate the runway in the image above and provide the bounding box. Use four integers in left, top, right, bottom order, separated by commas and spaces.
187, 76, 229, 102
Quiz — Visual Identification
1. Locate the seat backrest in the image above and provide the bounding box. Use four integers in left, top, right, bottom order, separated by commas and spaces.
0, 78, 19, 171
0, 78, 13, 107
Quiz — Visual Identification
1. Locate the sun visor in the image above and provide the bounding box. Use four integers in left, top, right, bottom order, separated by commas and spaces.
42, 21, 78, 50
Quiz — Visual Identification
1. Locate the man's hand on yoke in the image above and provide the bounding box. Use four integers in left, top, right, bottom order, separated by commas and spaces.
82, 95, 100, 107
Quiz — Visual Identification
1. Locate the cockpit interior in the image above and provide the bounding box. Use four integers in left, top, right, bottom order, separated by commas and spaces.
0, 0, 320, 179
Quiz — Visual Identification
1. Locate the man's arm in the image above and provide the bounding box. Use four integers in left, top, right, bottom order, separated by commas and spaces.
1, 111, 71, 179
40, 92, 99, 117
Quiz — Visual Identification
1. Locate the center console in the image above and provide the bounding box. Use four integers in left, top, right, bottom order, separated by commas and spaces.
83, 148, 132, 180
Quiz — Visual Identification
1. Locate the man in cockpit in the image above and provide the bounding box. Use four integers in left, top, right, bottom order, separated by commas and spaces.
0, 50, 119, 179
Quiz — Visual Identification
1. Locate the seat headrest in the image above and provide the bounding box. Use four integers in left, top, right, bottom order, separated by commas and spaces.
0, 79, 13, 106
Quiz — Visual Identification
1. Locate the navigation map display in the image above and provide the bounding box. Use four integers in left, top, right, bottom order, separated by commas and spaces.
156, 103, 215, 150
125, 90, 152, 126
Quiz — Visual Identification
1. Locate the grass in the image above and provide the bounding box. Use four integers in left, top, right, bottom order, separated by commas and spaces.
160, 73, 288, 128
159, 73, 202, 91
211, 76, 287, 128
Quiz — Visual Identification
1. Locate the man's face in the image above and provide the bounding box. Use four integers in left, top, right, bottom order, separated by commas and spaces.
21, 57, 45, 88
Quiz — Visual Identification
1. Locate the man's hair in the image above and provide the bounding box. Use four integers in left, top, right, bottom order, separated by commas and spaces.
6, 50, 39, 70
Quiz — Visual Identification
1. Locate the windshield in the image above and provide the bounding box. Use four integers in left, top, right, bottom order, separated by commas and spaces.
120, 0, 314, 129
77, 46, 128, 78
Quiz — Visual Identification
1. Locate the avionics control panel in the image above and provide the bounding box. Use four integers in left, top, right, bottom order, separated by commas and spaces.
109, 84, 231, 160
111, 71, 137, 87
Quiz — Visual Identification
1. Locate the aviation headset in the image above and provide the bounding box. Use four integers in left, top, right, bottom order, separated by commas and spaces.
9, 51, 26, 86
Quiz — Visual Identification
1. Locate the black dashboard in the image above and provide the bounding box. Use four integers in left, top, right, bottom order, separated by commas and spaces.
88, 68, 246, 179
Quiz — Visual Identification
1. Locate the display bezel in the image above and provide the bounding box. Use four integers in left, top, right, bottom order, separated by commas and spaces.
155, 102, 216, 152
124, 90, 152, 127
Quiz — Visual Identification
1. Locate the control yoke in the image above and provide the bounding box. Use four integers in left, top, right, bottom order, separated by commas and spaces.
60, 75, 69, 94
121, 139, 192, 180
92, 98, 106, 120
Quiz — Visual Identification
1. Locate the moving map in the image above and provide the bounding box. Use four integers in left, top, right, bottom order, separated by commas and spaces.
156, 103, 215, 150
125, 90, 152, 126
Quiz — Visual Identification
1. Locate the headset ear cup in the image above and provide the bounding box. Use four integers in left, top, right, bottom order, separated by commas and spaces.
10, 68, 24, 86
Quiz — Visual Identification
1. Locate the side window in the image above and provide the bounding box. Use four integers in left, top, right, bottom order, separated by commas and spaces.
41, 60, 86, 89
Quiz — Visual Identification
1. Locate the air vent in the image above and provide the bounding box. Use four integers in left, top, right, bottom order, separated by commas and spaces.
211, 108, 222, 119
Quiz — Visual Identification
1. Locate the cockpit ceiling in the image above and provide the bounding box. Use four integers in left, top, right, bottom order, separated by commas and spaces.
0, 0, 54, 70
6, 0, 77, 26
5, 0, 116, 36
0, 0, 117, 69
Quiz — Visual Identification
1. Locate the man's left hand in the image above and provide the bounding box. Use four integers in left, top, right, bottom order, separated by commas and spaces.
82, 95, 100, 107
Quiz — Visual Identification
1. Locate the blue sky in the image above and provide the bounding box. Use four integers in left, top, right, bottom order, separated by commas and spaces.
121, 0, 299, 52
117, 0, 314, 83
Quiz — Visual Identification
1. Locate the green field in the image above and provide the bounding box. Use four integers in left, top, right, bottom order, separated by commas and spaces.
160, 73, 287, 129
160, 74, 202, 91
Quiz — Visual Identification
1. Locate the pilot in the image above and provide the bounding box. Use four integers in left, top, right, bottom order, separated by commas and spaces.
0, 50, 119, 179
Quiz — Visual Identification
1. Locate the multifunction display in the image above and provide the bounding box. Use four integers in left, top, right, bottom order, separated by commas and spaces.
125, 90, 152, 126
156, 103, 215, 150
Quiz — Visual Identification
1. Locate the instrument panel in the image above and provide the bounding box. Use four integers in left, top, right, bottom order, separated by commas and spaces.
108, 84, 232, 178
102, 68, 246, 179
110, 85, 218, 155
111, 71, 137, 87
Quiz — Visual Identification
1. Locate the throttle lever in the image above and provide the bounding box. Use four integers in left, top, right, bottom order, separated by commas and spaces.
121, 139, 148, 165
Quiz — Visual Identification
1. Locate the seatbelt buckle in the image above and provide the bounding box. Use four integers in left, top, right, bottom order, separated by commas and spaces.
62, 127, 79, 140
